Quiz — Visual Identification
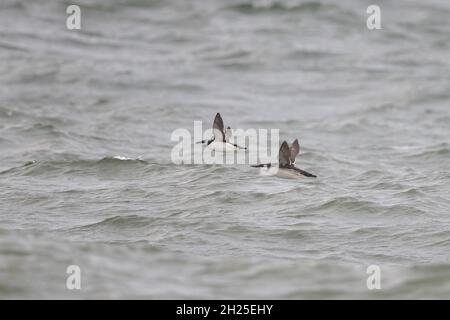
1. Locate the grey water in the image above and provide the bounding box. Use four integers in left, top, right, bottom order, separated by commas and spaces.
1, 0, 450, 299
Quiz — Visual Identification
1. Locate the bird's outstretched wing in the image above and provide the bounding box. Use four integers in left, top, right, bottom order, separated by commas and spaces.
225, 126, 232, 143
278, 141, 291, 168
290, 139, 300, 164
213, 112, 225, 142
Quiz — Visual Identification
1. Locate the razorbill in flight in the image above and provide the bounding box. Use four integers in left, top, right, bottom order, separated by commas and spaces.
252, 139, 316, 178
199, 113, 247, 151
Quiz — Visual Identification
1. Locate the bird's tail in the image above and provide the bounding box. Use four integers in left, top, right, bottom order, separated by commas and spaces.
251, 163, 272, 168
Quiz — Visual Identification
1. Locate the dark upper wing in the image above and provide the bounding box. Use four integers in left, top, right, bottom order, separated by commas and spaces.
290, 139, 300, 164
278, 141, 291, 168
213, 113, 225, 142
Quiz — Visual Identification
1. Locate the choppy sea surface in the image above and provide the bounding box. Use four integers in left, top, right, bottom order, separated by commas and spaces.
1, 0, 450, 299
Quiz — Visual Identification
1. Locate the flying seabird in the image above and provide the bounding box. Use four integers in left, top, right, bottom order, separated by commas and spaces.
252, 139, 316, 178
199, 113, 247, 151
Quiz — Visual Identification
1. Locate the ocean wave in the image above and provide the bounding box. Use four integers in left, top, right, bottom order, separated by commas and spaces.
99, 156, 147, 164
0, 106, 24, 119
394, 188, 427, 198
0, 41, 29, 53
200, 189, 270, 203
406, 143, 450, 159
285, 48, 342, 61
64, 214, 183, 244
0, 160, 36, 175
59, 0, 167, 14
307, 195, 427, 217
71, 215, 156, 231
0, 156, 161, 177
225, 1, 322, 14
310, 196, 380, 213
19, 123, 69, 137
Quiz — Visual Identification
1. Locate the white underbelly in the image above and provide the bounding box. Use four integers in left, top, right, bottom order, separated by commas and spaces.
207, 141, 238, 152
275, 168, 304, 179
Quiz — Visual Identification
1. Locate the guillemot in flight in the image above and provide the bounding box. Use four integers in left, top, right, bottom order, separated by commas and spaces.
199, 113, 247, 151
252, 139, 317, 178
